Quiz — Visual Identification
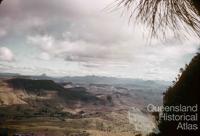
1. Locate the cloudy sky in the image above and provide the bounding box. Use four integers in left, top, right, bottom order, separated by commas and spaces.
0, 0, 199, 81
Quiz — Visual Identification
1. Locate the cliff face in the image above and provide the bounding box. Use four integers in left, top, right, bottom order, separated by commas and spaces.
158, 53, 200, 136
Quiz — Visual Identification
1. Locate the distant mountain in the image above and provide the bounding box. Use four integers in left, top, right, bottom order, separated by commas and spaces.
60, 75, 169, 85
4, 78, 100, 104
59, 76, 170, 93
0, 73, 170, 92
0, 73, 51, 79
0, 73, 170, 84
0, 73, 21, 78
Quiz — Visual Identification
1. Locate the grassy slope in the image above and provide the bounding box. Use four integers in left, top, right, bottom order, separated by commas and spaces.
0, 81, 26, 105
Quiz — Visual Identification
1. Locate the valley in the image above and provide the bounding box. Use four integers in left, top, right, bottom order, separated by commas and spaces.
0, 75, 169, 136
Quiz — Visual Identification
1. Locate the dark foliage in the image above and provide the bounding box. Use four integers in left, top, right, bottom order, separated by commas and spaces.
117, 0, 200, 38
164, 54, 199, 105
157, 53, 200, 136
59, 87, 100, 102
6, 78, 65, 92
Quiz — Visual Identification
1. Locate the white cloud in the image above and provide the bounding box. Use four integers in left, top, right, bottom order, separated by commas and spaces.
38, 52, 51, 61
26, 34, 199, 80
27, 34, 132, 63
0, 47, 14, 62
27, 35, 54, 52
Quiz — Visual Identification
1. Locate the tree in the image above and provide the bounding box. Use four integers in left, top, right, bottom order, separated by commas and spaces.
158, 53, 200, 136
179, 68, 184, 73
117, 0, 200, 38
106, 95, 112, 103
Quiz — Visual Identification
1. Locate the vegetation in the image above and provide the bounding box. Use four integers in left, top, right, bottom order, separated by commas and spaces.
59, 87, 100, 102
6, 78, 65, 92
106, 95, 112, 103
116, 0, 200, 38
147, 52, 200, 136
155, 52, 200, 136
0, 104, 73, 121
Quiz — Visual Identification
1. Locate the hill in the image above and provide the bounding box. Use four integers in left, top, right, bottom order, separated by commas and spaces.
0, 78, 101, 107
157, 53, 200, 136
6, 78, 64, 92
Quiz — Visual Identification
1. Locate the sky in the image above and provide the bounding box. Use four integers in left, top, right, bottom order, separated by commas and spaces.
0, 0, 199, 81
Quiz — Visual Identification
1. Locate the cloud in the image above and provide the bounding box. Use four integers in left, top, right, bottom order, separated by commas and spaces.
0, 0, 199, 80
0, 0, 135, 44
38, 52, 51, 61
27, 34, 138, 65
26, 33, 199, 80
0, 28, 7, 37
27, 35, 54, 52
0, 47, 14, 61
